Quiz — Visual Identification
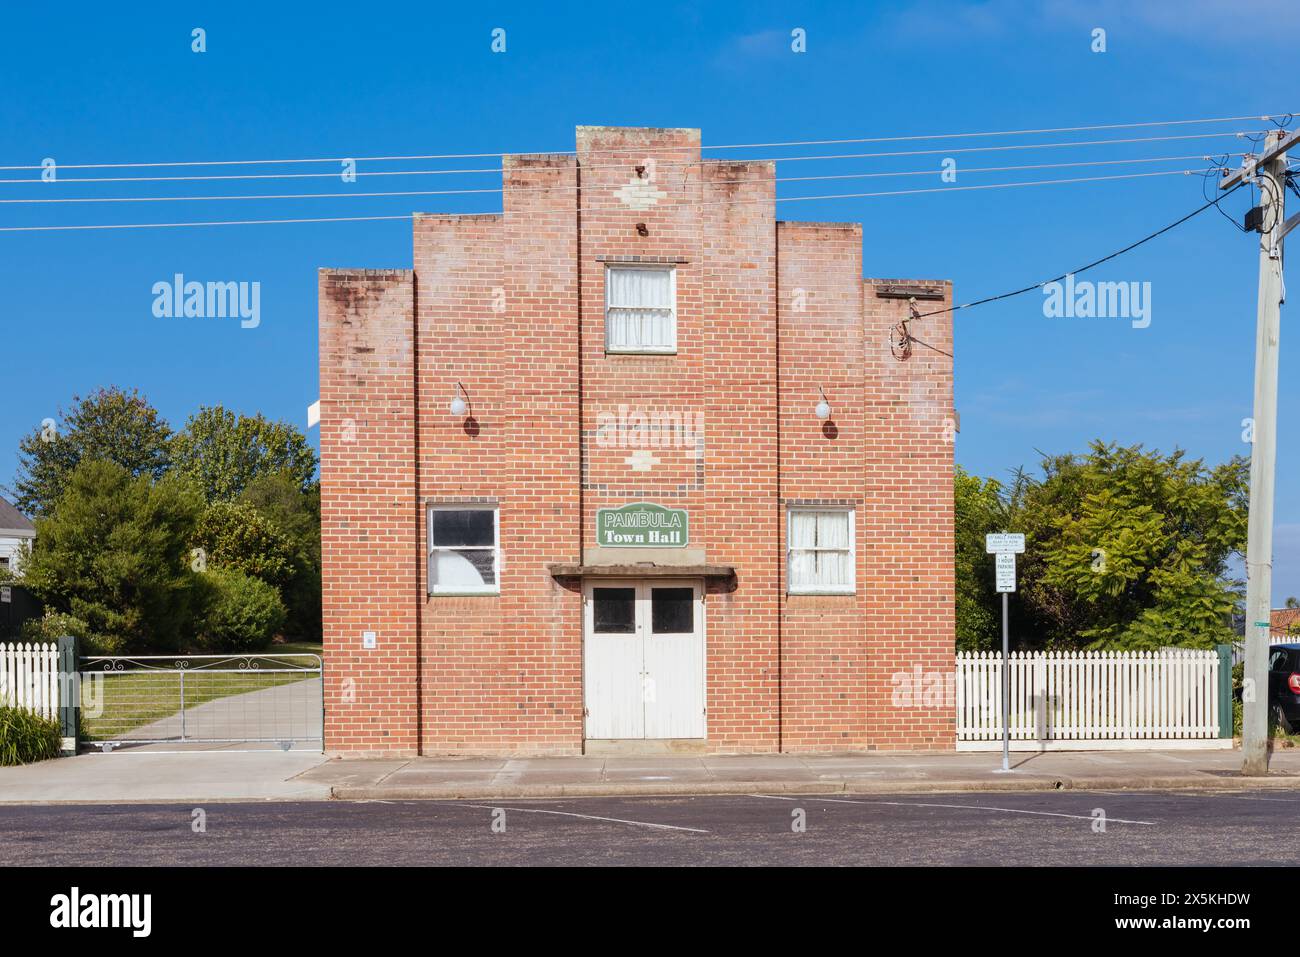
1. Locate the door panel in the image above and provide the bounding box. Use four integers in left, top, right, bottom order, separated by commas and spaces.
584, 587, 644, 739
643, 584, 705, 739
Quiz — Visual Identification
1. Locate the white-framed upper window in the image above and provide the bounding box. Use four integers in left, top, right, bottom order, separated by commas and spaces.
787, 508, 855, 595
605, 265, 676, 353
428, 505, 500, 595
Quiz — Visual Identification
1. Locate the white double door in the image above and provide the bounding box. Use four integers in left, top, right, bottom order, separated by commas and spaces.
583, 579, 705, 740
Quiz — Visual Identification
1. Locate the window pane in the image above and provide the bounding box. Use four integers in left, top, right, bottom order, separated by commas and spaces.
432, 548, 496, 589
816, 511, 849, 548
593, 587, 636, 633
608, 308, 674, 350
789, 512, 817, 549
789, 550, 816, 588
608, 267, 671, 308
651, 587, 694, 634
431, 509, 494, 547
815, 550, 852, 588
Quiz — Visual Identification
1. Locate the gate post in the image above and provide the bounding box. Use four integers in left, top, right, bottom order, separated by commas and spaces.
1216, 643, 1233, 739
56, 634, 80, 756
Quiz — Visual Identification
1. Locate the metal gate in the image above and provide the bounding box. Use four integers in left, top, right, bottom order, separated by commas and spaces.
79, 653, 323, 751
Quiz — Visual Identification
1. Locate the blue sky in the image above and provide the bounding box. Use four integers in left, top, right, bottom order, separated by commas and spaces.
1, 0, 1297, 601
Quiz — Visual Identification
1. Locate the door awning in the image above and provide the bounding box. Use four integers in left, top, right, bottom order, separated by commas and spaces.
548, 563, 735, 581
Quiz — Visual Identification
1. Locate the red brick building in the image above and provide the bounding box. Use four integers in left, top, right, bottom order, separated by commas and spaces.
318, 125, 955, 757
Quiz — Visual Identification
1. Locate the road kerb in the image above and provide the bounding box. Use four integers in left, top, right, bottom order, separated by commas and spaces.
329, 772, 1300, 801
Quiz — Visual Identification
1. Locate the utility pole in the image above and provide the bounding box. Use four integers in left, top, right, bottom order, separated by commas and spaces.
1222, 129, 1293, 775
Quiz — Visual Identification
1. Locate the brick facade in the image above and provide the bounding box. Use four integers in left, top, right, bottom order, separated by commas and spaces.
318, 126, 955, 757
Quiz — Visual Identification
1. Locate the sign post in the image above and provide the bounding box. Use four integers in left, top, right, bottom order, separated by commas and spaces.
986, 532, 1024, 774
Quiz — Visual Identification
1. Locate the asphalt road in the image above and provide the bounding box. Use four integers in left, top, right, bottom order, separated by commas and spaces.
1, 789, 1298, 866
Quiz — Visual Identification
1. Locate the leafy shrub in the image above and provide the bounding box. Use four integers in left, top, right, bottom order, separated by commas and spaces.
0, 705, 61, 765
240, 474, 322, 642
21, 610, 93, 646
191, 501, 296, 589
20, 459, 207, 654
199, 567, 285, 653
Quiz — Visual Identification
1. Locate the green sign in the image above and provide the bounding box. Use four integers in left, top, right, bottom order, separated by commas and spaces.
596, 502, 689, 548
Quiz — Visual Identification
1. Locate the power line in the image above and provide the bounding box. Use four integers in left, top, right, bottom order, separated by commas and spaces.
0, 213, 416, 232
0, 131, 1260, 186
704, 114, 1287, 150
0, 154, 1241, 206
0, 168, 1218, 232
0, 112, 1286, 170
907, 181, 1248, 333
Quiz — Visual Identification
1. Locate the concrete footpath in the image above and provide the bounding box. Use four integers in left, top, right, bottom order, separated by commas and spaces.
5, 746, 1300, 804
0, 747, 331, 804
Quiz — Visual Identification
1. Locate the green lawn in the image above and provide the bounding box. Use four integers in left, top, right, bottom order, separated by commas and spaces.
266, 640, 324, 659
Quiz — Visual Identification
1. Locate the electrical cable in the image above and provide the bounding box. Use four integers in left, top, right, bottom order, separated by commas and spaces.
0, 153, 1241, 207
0, 112, 1287, 171
0, 168, 1218, 232
909, 181, 1248, 324
0, 131, 1260, 186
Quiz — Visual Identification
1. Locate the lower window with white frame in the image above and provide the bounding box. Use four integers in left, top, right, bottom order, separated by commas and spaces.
428, 505, 500, 595
787, 507, 855, 594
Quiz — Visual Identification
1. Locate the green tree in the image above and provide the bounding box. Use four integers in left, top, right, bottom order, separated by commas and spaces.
199, 567, 286, 653
191, 500, 297, 590
7, 388, 172, 516
988, 442, 1247, 650
954, 466, 1004, 651
170, 406, 316, 502
20, 460, 207, 654
240, 473, 322, 642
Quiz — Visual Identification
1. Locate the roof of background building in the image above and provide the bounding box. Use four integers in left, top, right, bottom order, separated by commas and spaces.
1273, 607, 1300, 637
0, 496, 35, 535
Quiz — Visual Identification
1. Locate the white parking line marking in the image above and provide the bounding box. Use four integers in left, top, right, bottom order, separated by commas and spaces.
450, 802, 710, 833
1110, 789, 1300, 805
1190, 792, 1300, 804
751, 794, 1155, 825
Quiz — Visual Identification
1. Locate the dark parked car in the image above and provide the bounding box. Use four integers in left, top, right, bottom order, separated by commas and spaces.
1268, 644, 1300, 733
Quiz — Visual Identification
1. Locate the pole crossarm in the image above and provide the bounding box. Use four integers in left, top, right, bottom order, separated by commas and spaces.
1220, 130, 1300, 190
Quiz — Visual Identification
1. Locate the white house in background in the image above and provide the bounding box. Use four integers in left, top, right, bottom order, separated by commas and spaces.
0, 496, 35, 576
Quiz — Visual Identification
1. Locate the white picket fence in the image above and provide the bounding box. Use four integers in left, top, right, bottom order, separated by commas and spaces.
0, 642, 59, 720
956, 649, 1228, 751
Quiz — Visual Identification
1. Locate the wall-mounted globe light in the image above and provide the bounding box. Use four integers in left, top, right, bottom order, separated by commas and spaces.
815, 387, 831, 421
450, 382, 470, 418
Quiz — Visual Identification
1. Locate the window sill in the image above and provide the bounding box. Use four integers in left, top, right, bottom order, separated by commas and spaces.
428, 591, 500, 598
605, 349, 679, 357
787, 589, 856, 597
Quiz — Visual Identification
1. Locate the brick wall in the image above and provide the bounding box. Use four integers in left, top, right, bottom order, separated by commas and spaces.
318, 125, 955, 756
412, 213, 511, 750
318, 268, 419, 756
862, 280, 957, 750
776, 222, 871, 749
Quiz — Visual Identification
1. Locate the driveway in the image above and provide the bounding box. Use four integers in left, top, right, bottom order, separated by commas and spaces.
0, 677, 328, 804
0, 750, 329, 804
